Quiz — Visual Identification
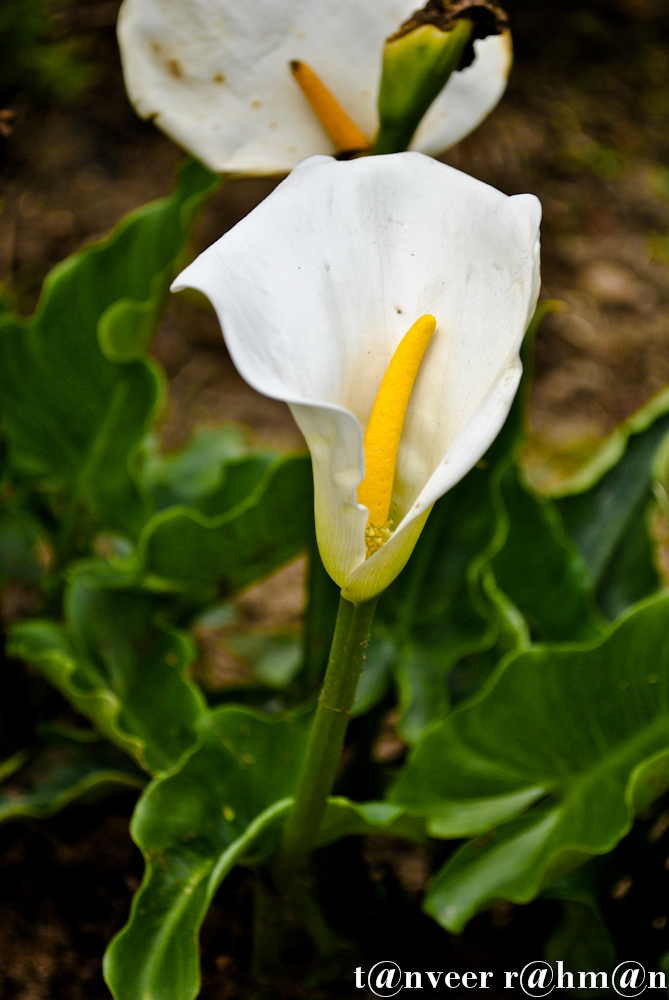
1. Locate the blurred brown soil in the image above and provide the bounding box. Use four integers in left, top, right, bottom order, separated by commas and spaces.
2, 0, 669, 996
3, 2, 669, 485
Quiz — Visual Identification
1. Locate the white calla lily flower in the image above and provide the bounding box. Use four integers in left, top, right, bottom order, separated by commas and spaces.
117, 0, 512, 176
172, 152, 541, 603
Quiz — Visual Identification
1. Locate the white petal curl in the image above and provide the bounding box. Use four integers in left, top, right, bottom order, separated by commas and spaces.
117, 0, 512, 176
172, 152, 541, 602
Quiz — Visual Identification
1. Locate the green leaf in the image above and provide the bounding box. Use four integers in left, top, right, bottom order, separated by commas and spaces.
104, 705, 424, 1000
390, 593, 669, 931
224, 630, 303, 688
0, 733, 145, 823
546, 903, 615, 991
8, 580, 206, 775
545, 388, 669, 619
490, 464, 603, 642
546, 385, 669, 498
0, 159, 219, 538
141, 426, 246, 512
378, 460, 528, 743
377, 469, 495, 741
556, 411, 669, 615
95, 453, 314, 601
103, 707, 309, 1000
484, 298, 603, 642
92, 158, 220, 363
543, 865, 616, 988
318, 797, 425, 846
0, 506, 49, 584
140, 453, 312, 597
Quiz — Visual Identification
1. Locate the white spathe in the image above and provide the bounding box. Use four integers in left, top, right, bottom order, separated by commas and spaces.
173, 153, 541, 602
117, 0, 512, 176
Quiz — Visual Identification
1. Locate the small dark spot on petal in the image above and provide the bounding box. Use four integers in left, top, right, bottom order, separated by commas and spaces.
251, 99, 262, 109
151, 41, 162, 53
212, 72, 225, 83
166, 58, 183, 79
395, 306, 402, 313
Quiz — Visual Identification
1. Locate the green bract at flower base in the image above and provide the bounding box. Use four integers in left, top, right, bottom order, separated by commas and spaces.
173, 152, 541, 605
117, 0, 512, 175
375, 0, 511, 155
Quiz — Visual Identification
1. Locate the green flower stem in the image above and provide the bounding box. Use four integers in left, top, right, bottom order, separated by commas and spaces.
274, 594, 378, 892
251, 876, 340, 982
251, 877, 283, 980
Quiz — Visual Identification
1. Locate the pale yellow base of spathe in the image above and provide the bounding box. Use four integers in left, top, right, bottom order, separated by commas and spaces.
341, 505, 433, 604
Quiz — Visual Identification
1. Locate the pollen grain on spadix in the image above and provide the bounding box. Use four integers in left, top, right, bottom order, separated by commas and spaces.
358, 313, 436, 556
289, 60, 370, 155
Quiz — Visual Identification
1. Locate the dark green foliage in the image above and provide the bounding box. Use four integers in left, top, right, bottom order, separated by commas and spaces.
0, 159, 219, 544
9, 581, 206, 776
392, 593, 669, 930
3, 156, 669, 1000
0, 0, 97, 101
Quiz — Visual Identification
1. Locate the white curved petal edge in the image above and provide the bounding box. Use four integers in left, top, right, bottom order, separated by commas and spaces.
117, 0, 512, 175
173, 152, 541, 602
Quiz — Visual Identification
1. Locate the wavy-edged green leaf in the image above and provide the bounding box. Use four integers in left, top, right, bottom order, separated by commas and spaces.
8, 580, 206, 775
318, 797, 425, 846
532, 386, 669, 620
104, 705, 424, 1000
378, 463, 514, 743
140, 453, 312, 597
390, 594, 669, 930
224, 630, 303, 688
87, 453, 314, 600
491, 464, 603, 642
554, 408, 669, 617
141, 426, 246, 512
103, 707, 309, 1000
424, 748, 669, 934
486, 298, 604, 642
0, 733, 145, 823
545, 385, 669, 499
90, 157, 219, 363
0, 159, 218, 538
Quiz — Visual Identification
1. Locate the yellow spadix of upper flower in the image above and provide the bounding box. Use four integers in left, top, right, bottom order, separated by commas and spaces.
290, 60, 370, 153
358, 314, 436, 551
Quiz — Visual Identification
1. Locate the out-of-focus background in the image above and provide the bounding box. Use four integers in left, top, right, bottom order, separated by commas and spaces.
1, 1, 669, 996
2, 0, 669, 485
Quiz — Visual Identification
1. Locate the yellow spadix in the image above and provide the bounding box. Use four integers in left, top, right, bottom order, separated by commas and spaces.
290, 60, 370, 153
358, 314, 436, 554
